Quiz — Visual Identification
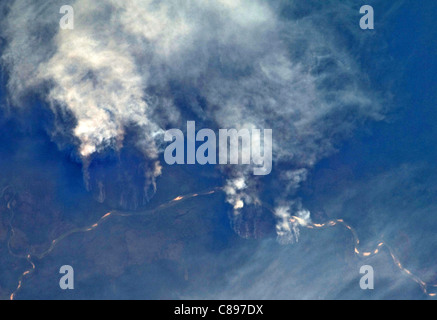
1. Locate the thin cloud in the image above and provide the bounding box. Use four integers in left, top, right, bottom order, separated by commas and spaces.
0, 0, 386, 241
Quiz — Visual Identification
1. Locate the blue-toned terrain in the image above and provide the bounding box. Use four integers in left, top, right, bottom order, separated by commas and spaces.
0, 0, 436, 300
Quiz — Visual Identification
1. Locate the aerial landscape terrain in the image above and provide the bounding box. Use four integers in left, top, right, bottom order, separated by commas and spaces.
0, 0, 436, 300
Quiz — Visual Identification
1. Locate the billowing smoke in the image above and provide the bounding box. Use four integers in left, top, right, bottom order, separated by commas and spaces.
0, 0, 384, 243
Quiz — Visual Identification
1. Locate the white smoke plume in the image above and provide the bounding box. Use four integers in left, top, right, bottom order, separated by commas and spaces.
0, 0, 385, 242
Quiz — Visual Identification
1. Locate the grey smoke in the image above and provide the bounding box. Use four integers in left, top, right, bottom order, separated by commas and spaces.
0, 0, 386, 242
